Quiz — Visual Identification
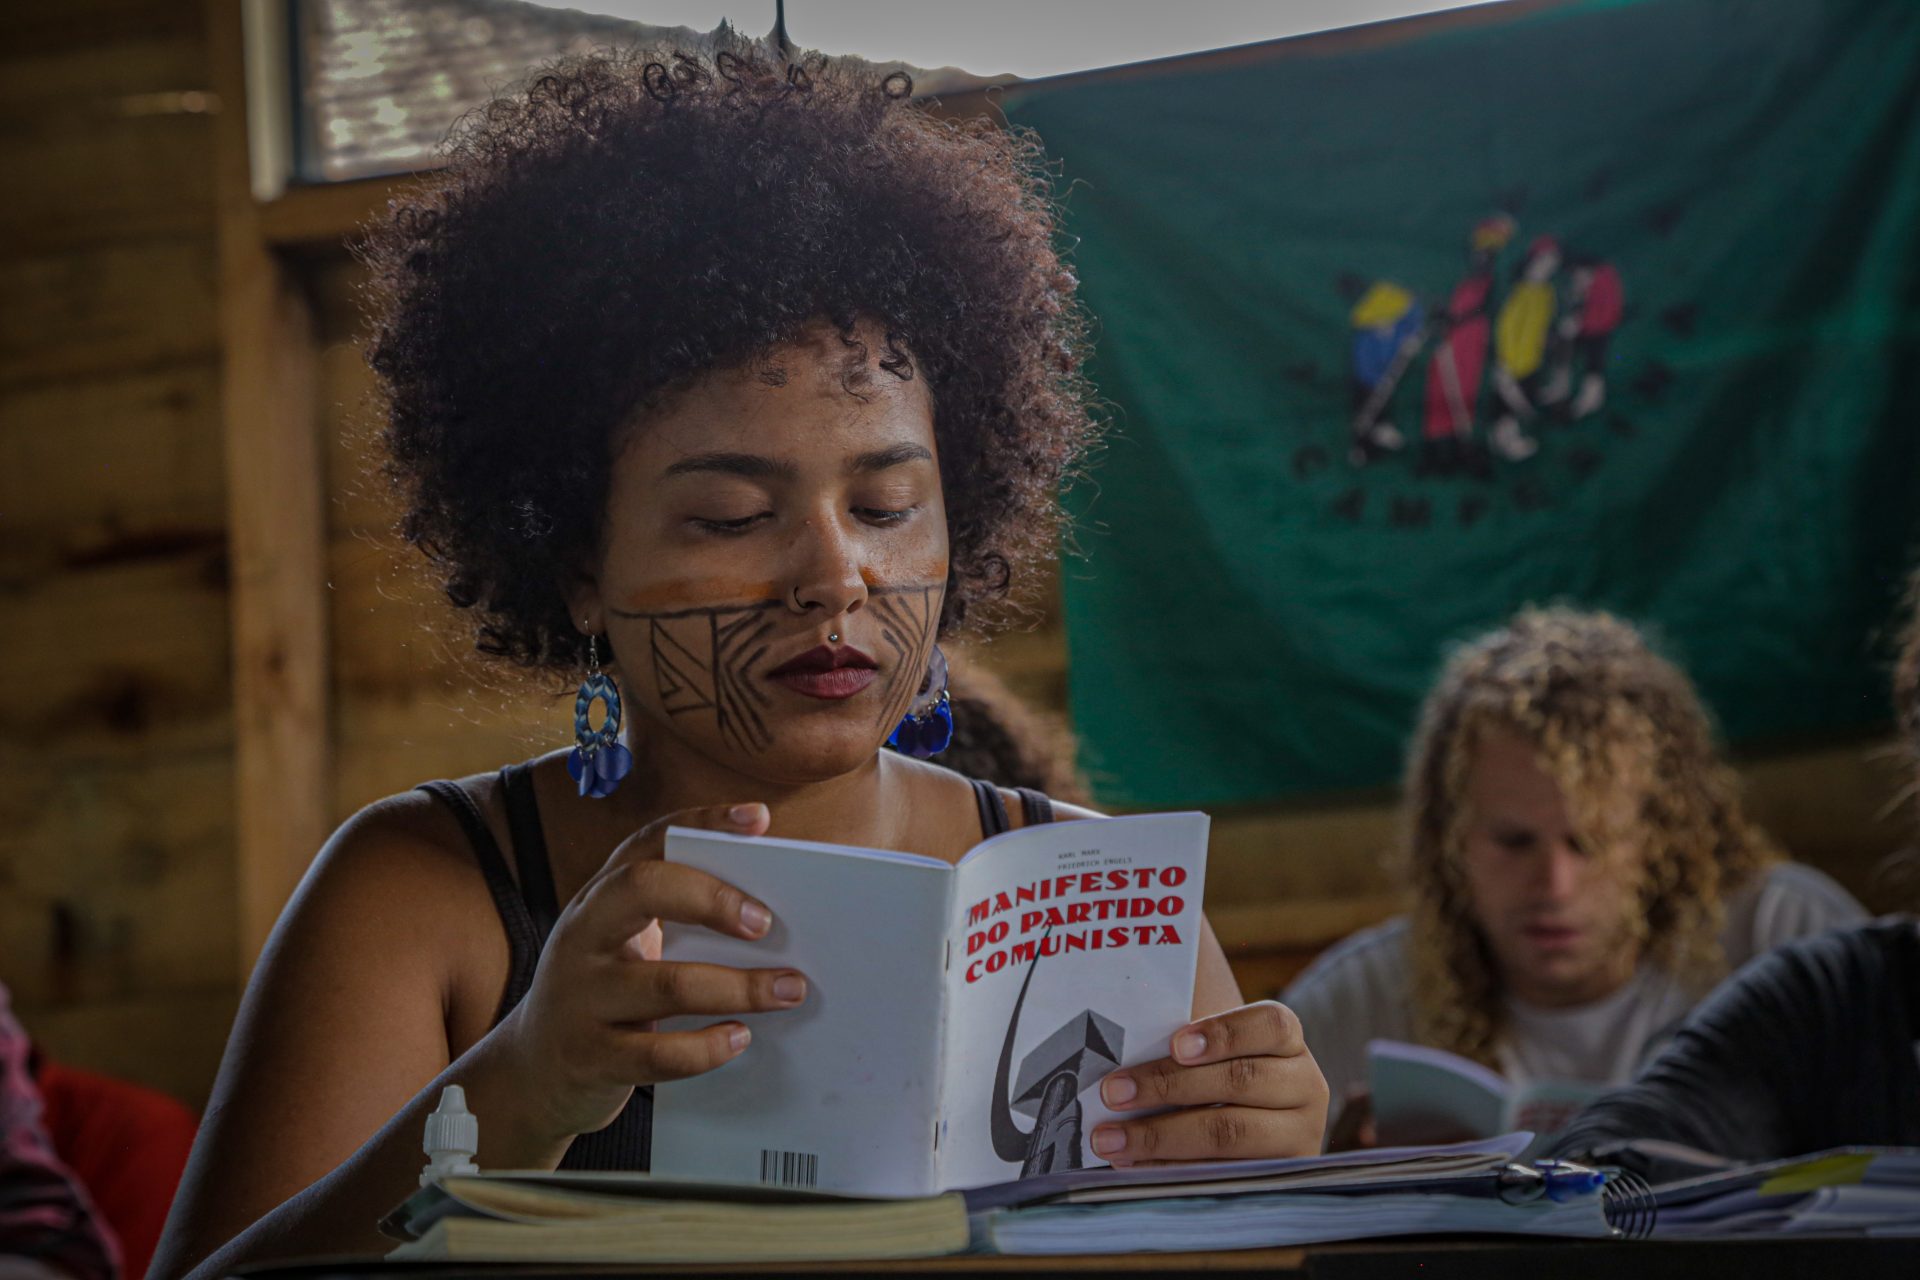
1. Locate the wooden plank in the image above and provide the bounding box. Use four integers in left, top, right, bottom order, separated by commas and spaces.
259, 174, 423, 250
331, 656, 555, 752
10, 988, 238, 1109
324, 523, 475, 688
0, 548, 232, 761
1205, 800, 1402, 904
324, 523, 559, 825
325, 539, 550, 729
0, 28, 205, 105
318, 335, 403, 534
0, 25, 216, 255
206, 0, 332, 974
1208, 895, 1407, 955
0, 362, 225, 568
332, 727, 548, 829
0, 0, 203, 58
0, 749, 234, 1008
0, 112, 215, 253
0, 239, 218, 387
308, 251, 371, 343
1740, 740, 1912, 878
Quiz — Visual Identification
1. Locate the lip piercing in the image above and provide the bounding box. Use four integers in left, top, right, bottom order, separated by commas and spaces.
828, 632, 841, 643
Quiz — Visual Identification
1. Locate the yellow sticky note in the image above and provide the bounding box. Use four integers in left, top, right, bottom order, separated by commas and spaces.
1758, 1153, 1876, 1196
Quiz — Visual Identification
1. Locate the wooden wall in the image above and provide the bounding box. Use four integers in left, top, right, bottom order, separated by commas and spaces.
0, 0, 236, 1105
1, 1, 1912, 1117
310, 260, 557, 825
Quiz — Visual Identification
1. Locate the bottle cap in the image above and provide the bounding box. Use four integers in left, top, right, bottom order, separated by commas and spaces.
420, 1085, 480, 1186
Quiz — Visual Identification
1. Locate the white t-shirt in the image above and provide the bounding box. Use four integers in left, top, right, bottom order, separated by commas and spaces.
1281, 862, 1867, 1105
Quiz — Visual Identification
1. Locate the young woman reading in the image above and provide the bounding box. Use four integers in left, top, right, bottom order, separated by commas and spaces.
151, 45, 1329, 1280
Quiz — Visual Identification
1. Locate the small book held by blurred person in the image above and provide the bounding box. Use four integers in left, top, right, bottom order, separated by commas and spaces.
1369, 1039, 1603, 1148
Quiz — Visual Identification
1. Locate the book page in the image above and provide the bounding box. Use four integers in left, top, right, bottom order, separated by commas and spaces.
934, 812, 1210, 1191
653, 829, 952, 1197
1367, 1039, 1510, 1144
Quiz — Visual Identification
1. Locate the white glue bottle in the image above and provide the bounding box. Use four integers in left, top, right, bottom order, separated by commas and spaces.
419, 1085, 480, 1186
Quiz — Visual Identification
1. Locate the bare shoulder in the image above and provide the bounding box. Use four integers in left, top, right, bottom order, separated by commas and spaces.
296, 785, 494, 919
243, 771, 518, 1020
164, 779, 515, 1272
236, 775, 513, 1049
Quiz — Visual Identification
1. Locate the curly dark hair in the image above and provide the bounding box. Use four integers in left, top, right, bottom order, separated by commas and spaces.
358, 41, 1095, 672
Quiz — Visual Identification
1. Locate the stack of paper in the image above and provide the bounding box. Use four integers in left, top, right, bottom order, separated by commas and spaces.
383, 1135, 1641, 1262
1651, 1149, 1920, 1238
980, 1187, 1611, 1254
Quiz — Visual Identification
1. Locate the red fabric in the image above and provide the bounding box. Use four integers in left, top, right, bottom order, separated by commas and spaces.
1580, 263, 1625, 336
1422, 273, 1494, 440
1423, 319, 1489, 439
35, 1062, 197, 1280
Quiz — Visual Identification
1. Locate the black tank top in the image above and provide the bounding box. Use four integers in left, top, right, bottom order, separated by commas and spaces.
418, 765, 1055, 1171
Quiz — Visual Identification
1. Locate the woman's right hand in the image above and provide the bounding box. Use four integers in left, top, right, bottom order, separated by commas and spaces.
495, 801, 806, 1142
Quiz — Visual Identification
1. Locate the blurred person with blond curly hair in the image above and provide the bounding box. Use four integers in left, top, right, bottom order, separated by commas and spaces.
1285, 607, 1865, 1140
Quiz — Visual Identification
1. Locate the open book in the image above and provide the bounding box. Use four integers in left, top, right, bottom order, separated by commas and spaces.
1368, 1039, 1602, 1146
652, 812, 1209, 1197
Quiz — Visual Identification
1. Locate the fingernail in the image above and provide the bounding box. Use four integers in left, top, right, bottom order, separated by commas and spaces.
740, 901, 772, 936
773, 974, 806, 1003
1091, 1127, 1126, 1156
728, 1025, 750, 1053
1175, 1031, 1207, 1062
1101, 1074, 1136, 1106
728, 803, 764, 826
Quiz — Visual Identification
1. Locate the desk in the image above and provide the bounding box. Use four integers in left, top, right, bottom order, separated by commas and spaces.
244, 1237, 1920, 1279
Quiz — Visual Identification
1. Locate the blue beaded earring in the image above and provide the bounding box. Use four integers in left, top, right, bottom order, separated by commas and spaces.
567, 632, 633, 798
887, 645, 954, 758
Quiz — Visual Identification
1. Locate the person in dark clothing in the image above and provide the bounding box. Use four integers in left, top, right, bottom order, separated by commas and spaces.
1549, 571, 1920, 1177
1545, 917, 1920, 1178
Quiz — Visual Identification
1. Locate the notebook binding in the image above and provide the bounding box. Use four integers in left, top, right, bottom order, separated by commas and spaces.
1599, 1168, 1657, 1239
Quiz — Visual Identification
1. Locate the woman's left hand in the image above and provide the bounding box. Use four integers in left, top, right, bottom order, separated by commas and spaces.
1091, 1000, 1329, 1164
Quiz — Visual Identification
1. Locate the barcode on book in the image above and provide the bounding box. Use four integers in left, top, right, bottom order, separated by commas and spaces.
758, 1149, 820, 1188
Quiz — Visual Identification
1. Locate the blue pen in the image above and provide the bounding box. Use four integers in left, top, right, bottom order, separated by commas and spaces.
1536, 1159, 1607, 1203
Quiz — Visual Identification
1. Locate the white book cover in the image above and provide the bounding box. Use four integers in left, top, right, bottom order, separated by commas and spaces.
652, 812, 1209, 1197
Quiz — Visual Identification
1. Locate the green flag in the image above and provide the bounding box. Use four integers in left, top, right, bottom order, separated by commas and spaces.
1005, 0, 1920, 809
